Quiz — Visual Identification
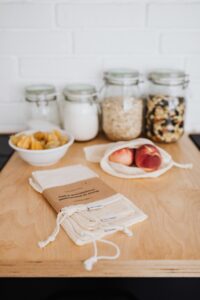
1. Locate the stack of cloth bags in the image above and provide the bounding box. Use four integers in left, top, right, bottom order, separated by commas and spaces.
29, 164, 147, 271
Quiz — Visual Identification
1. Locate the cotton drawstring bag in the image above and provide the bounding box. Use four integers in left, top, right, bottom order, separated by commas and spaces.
84, 138, 192, 179
29, 164, 147, 271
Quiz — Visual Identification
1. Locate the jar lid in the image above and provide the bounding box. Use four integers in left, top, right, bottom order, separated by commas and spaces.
25, 84, 56, 102
148, 69, 189, 86
63, 84, 97, 102
104, 68, 140, 85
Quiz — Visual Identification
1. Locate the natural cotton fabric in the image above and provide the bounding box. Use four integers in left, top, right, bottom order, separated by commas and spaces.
29, 164, 147, 271
84, 138, 192, 179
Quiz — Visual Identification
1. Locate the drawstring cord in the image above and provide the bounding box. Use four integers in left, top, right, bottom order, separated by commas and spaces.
38, 210, 67, 248
38, 207, 133, 271
83, 236, 120, 271
173, 161, 193, 169
38, 206, 86, 248
38, 198, 122, 248
83, 225, 133, 271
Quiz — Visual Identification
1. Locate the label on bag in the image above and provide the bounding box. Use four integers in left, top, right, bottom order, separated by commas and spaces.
43, 177, 116, 213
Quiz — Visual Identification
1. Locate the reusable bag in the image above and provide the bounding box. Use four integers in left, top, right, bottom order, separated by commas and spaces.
29, 164, 147, 271
84, 138, 192, 179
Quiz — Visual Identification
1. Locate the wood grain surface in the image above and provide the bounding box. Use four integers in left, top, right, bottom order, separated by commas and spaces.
0, 134, 200, 277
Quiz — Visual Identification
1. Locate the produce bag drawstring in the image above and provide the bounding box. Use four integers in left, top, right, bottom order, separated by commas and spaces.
38, 207, 133, 271
83, 235, 120, 271
173, 161, 193, 169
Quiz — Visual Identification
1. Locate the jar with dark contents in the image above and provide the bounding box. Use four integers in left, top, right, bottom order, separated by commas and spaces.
146, 70, 189, 143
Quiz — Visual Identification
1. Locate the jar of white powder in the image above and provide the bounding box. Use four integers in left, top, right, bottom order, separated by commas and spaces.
63, 84, 99, 141
101, 69, 143, 141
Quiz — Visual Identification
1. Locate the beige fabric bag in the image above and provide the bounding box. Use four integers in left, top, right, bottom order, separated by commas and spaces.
29, 164, 147, 271
84, 138, 192, 179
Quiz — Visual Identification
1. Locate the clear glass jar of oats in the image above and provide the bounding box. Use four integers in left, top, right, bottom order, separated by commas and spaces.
100, 69, 143, 141
146, 69, 189, 143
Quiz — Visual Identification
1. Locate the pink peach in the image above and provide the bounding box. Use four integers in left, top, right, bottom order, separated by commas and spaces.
135, 144, 162, 172
109, 148, 134, 166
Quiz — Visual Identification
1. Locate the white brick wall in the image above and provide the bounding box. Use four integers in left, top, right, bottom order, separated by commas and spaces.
0, 31, 71, 55
161, 32, 200, 54
0, 0, 200, 133
0, 4, 53, 28
74, 30, 157, 54
148, 3, 200, 28
56, 4, 145, 28
0, 58, 18, 80
20, 57, 103, 80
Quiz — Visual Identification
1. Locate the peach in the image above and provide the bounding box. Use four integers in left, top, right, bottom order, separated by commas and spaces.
109, 148, 134, 166
135, 144, 162, 172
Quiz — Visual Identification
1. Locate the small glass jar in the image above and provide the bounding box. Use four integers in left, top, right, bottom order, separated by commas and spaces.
100, 68, 143, 141
63, 84, 99, 141
25, 84, 60, 126
146, 69, 189, 143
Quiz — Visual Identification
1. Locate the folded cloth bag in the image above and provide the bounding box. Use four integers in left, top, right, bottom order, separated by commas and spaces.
29, 164, 147, 271
84, 138, 192, 179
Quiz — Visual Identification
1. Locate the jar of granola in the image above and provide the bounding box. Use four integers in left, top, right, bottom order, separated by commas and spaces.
146, 70, 189, 143
101, 69, 143, 141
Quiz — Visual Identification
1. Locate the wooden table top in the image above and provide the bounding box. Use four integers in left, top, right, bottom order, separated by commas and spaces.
0, 134, 200, 277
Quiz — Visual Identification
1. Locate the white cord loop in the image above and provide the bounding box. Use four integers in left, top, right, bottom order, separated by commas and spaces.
84, 257, 98, 271
38, 211, 67, 248
83, 235, 121, 271
173, 161, 193, 169
38, 205, 133, 271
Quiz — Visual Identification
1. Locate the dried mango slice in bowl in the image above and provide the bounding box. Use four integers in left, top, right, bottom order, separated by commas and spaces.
9, 130, 74, 166
10, 130, 69, 151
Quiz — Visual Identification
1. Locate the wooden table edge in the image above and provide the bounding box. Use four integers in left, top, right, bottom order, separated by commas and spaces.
1, 260, 200, 277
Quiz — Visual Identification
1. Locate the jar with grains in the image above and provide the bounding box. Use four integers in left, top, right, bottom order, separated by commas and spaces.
100, 69, 143, 141
25, 84, 60, 126
146, 70, 189, 143
63, 84, 99, 141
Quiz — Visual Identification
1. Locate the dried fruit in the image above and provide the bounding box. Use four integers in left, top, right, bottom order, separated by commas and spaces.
17, 136, 31, 149
33, 131, 48, 142
30, 136, 44, 150
45, 140, 60, 149
146, 95, 185, 143
10, 130, 68, 150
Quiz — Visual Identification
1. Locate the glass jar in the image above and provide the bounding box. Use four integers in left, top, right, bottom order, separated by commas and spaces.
63, 84, 99, 141
100, 68, 143, 141
25, 84, 60, 126
146, 69, 189, 143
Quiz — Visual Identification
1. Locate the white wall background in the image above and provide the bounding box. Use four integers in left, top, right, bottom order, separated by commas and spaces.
0, 0, 200, 133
